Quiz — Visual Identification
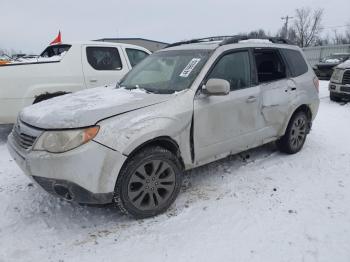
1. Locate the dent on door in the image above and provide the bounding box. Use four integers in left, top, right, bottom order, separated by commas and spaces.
261, 79, 294, 127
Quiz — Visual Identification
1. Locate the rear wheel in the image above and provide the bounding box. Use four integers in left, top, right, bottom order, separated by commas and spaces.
114, 146, 182, 219
277, 111, 309, 154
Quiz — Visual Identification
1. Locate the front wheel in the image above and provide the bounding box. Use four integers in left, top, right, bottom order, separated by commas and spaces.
114, 146, 183, 219
277, 111, 309, 154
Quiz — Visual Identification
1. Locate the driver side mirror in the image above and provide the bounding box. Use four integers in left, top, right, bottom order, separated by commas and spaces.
202, 78, 230, 96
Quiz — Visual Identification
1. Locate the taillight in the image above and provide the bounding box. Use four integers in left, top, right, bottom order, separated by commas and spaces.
313, 76, 319, 93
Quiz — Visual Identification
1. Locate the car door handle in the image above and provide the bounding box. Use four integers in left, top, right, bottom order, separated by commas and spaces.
90, 79, 98, 83
246, 96, 257, 103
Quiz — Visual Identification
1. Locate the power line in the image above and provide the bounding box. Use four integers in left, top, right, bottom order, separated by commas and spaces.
321, 25, 349, 30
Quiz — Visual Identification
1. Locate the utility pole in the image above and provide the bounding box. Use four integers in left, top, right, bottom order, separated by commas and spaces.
281, 15, 293, 38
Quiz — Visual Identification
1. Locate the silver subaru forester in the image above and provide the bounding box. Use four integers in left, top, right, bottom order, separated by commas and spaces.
8, 36, 320, 218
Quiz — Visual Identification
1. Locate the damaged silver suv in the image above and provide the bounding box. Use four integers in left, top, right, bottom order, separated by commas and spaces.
8, 36, 320, 218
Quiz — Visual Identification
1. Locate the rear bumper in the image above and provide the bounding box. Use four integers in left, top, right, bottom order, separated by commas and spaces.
7, 131, 127, 204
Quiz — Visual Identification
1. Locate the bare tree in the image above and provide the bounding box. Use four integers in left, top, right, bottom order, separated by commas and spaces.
345, 23, 350, 43
293, 7, 324, 47
247, 29, 268, 38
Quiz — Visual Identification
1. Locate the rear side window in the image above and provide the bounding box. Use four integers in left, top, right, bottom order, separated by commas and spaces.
281, 49, 308, 77
40, 44, 71, 58
126, 48, 149, 67
86, 47, 122, 70
254, 49, 287, 83
208, 51, 251, 91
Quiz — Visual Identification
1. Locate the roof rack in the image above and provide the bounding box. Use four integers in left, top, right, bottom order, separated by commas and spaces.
219, 35, 293, 45
164, 36, 233, 48
164, 35, 293, 49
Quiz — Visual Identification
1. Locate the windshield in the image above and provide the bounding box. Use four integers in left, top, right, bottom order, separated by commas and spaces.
119, 50, 212, 94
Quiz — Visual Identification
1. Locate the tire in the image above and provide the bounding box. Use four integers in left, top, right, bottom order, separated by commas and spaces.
330, 92, 341, 102
277, 111, 309, 154
114, 146, 183, 219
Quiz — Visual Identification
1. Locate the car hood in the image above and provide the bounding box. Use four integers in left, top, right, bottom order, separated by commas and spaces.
20, 87, 173, 129
337, 60, 350, 69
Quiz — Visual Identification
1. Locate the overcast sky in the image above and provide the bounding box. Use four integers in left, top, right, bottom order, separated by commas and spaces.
1, 0, 349, 54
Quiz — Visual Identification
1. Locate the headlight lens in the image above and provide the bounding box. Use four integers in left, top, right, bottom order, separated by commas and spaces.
34, 126, 99, 153
331, 69, 342, 82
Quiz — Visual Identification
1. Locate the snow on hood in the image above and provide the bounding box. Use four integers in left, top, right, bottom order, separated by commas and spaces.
337, 59, 350, 69
20, 87, 173, 129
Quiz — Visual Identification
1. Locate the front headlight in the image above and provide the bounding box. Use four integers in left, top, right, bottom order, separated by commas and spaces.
331, 69, 343, 83
33, 126, 100, 153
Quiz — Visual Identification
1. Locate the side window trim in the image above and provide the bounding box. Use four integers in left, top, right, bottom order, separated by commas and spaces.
248, 48, 259, 86
201, 48, 253, 92
276, 48, 293, 78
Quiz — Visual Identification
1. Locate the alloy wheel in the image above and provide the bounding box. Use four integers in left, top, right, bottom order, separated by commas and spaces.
289, 115, 307, 151
127, 160, 176, 211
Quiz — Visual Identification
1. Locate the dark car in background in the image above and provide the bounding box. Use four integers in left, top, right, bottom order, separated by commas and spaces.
313, 53, 350, 80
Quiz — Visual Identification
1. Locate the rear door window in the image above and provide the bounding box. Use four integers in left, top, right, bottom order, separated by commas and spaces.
281, 49, 308, 77
126, 48, 149, 67
86, 47, 122, 70
207, 51, 251, 91
40, 44, 71, 58
254, 49, 287, 83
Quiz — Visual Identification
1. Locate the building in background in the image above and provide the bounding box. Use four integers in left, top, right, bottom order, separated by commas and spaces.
95, 38, 168, 52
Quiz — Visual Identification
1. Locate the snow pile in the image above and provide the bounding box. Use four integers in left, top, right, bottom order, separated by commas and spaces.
8, 51, 67, 65
1, 81, 350, 262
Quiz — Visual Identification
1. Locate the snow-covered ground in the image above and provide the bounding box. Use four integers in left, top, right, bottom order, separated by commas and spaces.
1, 81, 350, 262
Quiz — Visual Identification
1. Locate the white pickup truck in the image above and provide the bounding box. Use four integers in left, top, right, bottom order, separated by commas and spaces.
0, 41, 151, 124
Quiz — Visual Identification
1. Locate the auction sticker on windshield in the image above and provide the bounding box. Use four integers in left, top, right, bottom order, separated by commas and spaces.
179, 58, 201, 77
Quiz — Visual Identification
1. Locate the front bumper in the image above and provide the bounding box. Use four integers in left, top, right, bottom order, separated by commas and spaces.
7, 131, 127, 204
329, 82, 350, 100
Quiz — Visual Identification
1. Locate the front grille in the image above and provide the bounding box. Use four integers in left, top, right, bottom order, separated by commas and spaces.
12, 129, 37, 149
342, 70, 350, 85
12, 121, 41, 150
340, 85, 350, 93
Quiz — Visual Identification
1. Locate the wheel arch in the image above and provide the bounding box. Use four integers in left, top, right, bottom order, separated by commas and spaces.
281, 104, 313, 136
123, 136, 185, 170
